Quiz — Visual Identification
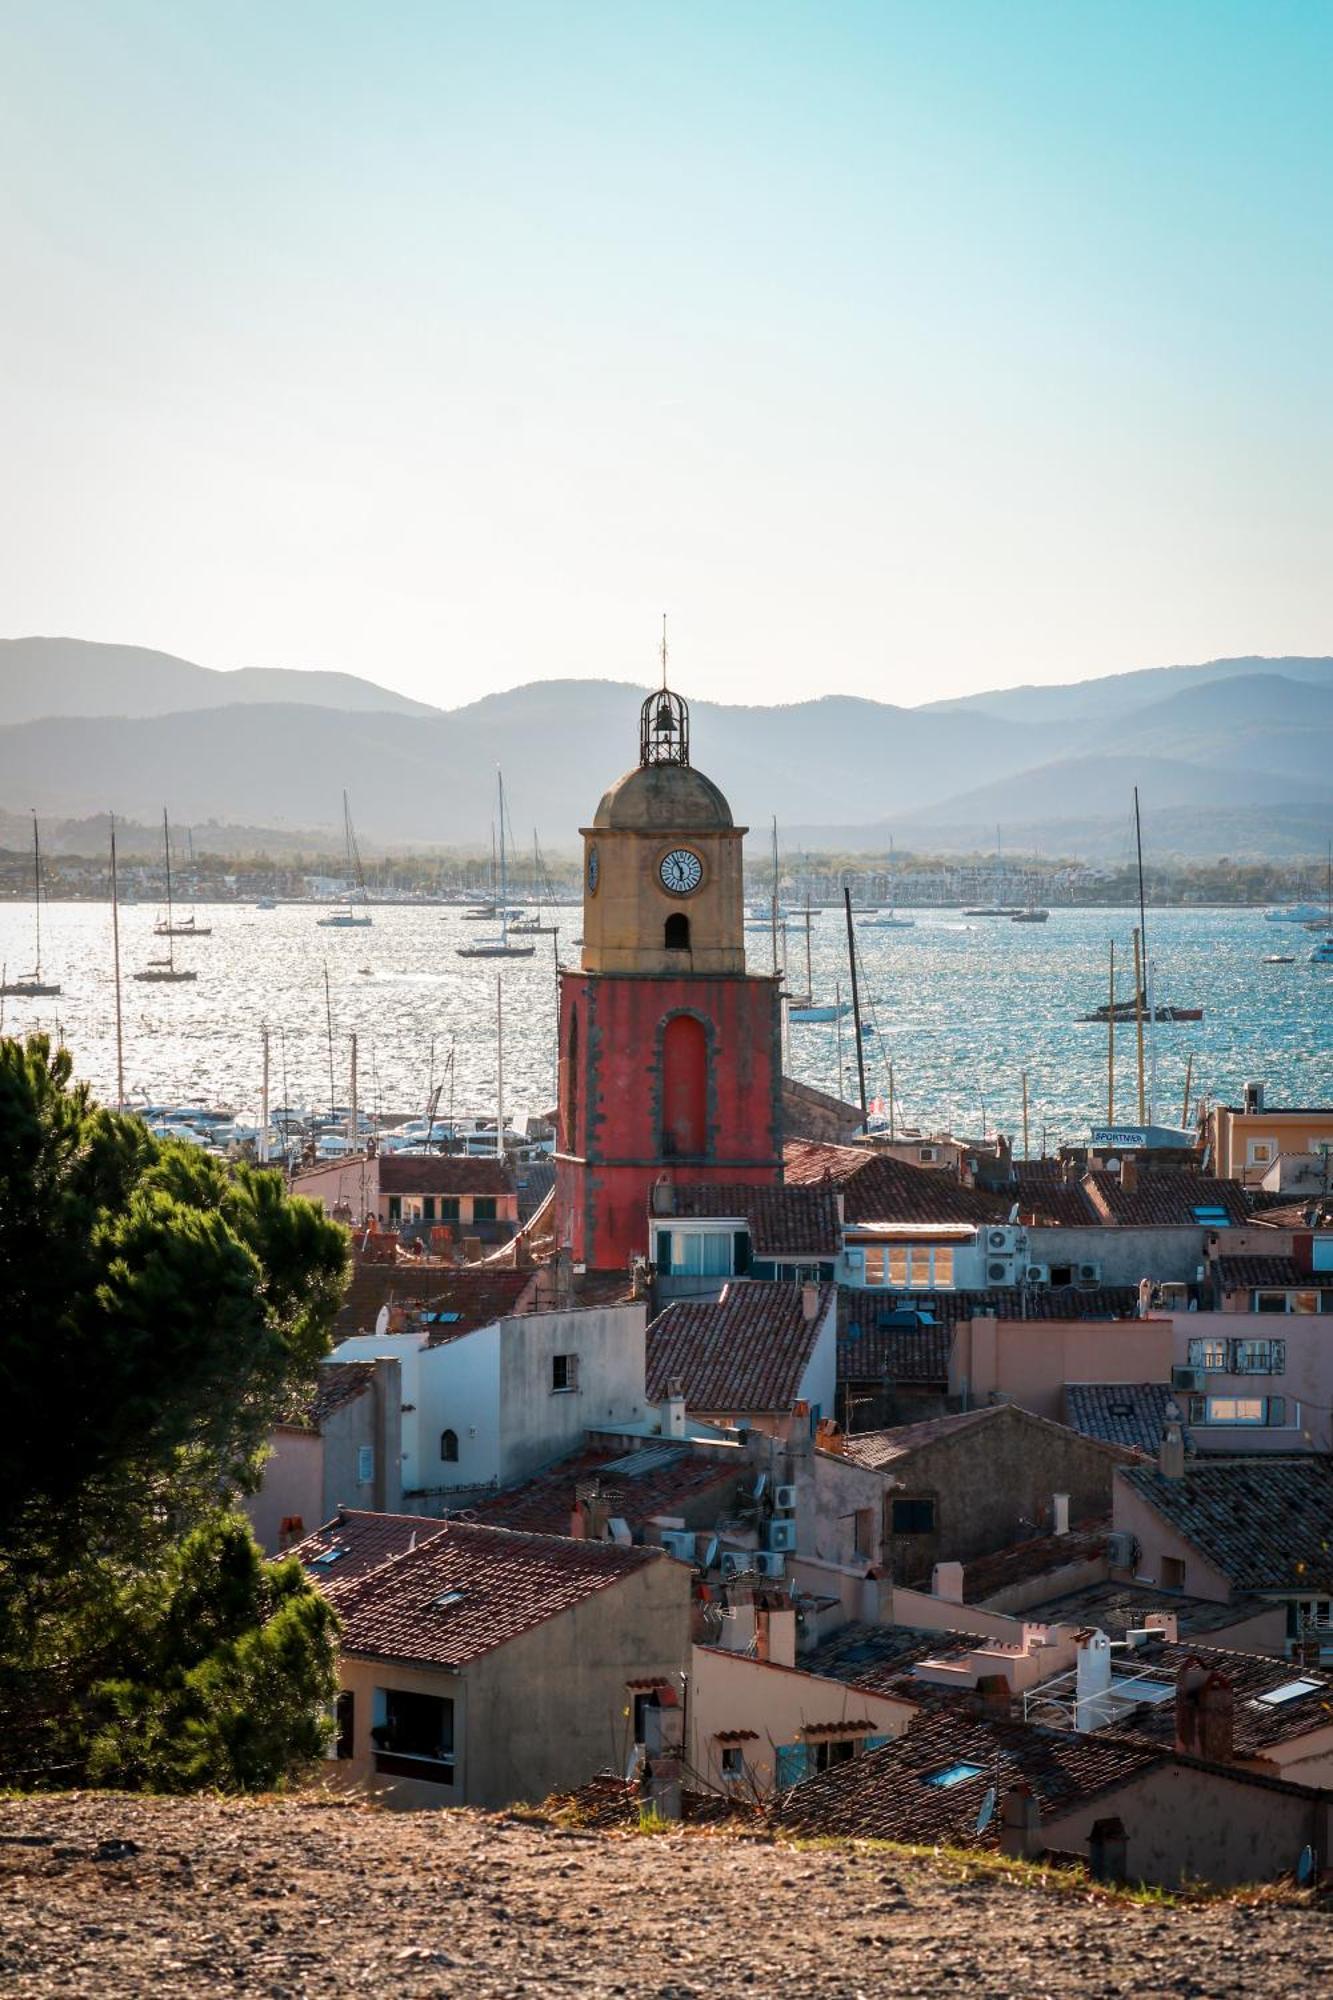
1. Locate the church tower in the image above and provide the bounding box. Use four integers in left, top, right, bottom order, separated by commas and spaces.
554, 669, 783, 1269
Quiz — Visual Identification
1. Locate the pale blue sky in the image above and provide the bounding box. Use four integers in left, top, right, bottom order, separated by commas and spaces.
0, 1, 1329, 706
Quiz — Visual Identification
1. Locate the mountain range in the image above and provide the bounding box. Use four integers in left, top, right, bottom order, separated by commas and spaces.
0, 637, 1329, 859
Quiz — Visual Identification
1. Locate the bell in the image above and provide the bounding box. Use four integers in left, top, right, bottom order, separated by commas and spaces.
654, 697, 677, 740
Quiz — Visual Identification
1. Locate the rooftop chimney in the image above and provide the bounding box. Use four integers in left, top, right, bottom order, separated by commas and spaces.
975, 1672, 1012, 1719
1175, 1659, 1234, 1764
931, 1560, 964, 1603
801, 1280, 820, 1324
1243, 1080, 1265, 1115
999, 1784, 1042, 1861
1119, 1157, 1139, 1195
756, 1605, 797, 1670
1052, 1492, 1070, 1537
1158, 1421, 1186, 1481
661, 1381, 687, 1438
1075, 1629, 1113, 1732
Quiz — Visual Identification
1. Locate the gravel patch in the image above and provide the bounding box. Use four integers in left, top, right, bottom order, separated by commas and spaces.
0, 1792, 1328, 1997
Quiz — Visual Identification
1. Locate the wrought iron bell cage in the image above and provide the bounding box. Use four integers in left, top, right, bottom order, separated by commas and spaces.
640, 685, 690, 768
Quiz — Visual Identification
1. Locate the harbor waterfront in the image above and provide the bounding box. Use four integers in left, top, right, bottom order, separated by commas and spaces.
2, 899, 1329, 1143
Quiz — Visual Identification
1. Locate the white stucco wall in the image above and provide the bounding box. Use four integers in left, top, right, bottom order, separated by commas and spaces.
498, 1304, 648, 1487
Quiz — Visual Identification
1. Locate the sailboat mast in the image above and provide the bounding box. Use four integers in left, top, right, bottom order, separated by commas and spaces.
31, 812, 41, 976
1133, 787, 1156, 1125
497, 771, 509, 946
110, 815, 125, 1109
495, 972, 505, 1161
843, 888, 868, 1129
1107, 939, 1115, 1126
770, 817, 779, 976
163, 808, 176, 971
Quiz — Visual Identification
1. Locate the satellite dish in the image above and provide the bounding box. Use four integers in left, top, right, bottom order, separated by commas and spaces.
374, 1305, 390, 1336
1297, 1844, 1316, 1887
975, 1786, 997, 1836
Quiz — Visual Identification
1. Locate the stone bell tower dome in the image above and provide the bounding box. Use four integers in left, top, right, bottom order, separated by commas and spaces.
580, 680, 746, 975
553, 632, 782, 1271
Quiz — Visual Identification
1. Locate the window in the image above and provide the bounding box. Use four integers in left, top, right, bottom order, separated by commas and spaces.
932, 1247, 954, 1289
356, 1445, 374, 1484
387, 1195, 402, 1222
1247, 1141, 1274, 1165
668, 1231, 734, 1278
1160, 1556, 1186, 1591
720, 1745, 745, 1778
1188, 1338, 1230, 1371
438, 1196, 460, 1223
472, 1197, 497, 1224
372, 1689, 455, 1783
890, 1497, 935, 1535
552, 1352, 579, 1393
862, 1245, 952, 1289
334, 1690, 355, 1761
1292, 1292, 1320, 1316
664, 913, 690, 951
440, 1429, 459, 1463
1199, 1396, 1291, 1426
1233, 1338, 1285, 1375
864, 1247, 887, 1286
924, 1761, 985, 1789
810, 1737, 859, 1772
1255, 1292, 1288, 1314
422, 1196, 436, 1222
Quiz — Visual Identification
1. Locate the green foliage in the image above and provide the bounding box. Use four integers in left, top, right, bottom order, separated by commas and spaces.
83, 1515, 339, 1793
0, 1034, 350, 1790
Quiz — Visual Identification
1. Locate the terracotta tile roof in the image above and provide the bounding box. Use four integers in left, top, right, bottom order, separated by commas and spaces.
771, 1710, 1165, 1845
467, 1443, 742, 1537
841, 1405, 1000, 1468
548, 1773, 753, 1828
1021, 1580, 1285, 1643
377, 1155, 515, 1196
645, 1280, 834, 1414
1098, 1639, 1333, 1756
962, 1523, 1111, 1602
784, 1140, 1004, 1225
285, 1360, 378, 1433
1120, 1457, 1333, 1595
331, 1520, 666, 1668
842, 1403, 1138, 1473
838, 1320, 953, 1384
514, 1159, 556, 1223
334, 1263, 538, 1341
1213, 1255, 1310, 1291
1083, 1171, 1249, 1227
570, 1269, 640, 1309
658, 1182, 841, 1258
1064, 1385, 1190, 1457
1252, 1200, 1333, 1230
289, 1509, 449, 1595
801, 1624, 992, 1701
1014, 1175, 1101, 1227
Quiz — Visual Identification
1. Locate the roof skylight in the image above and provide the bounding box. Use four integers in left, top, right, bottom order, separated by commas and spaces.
1255, 1678, 1322, 1707
923, 1761, 985, 1789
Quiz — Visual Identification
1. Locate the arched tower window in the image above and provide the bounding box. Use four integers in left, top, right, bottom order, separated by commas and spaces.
661, 1013, 708, 1158
563, 1006, 580, 1151
441, 1429, 459, 1463
664, 913, 690, 952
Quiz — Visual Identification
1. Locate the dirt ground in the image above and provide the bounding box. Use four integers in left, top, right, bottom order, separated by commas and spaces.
0, 1792, 1329, 1998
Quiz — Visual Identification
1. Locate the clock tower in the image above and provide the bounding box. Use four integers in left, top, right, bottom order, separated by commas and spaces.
555, 675, 782, 1269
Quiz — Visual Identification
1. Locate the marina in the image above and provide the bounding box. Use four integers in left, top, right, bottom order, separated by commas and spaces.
2, 898, 1329, 1151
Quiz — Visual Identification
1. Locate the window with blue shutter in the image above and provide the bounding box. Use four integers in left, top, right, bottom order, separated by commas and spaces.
774, 1743, 808, 1790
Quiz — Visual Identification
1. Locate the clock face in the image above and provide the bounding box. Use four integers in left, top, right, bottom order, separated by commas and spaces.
659, 847, 703, 896
586, 844, 600, 893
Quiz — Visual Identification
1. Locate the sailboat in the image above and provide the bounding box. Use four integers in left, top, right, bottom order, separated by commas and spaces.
1012, 870, 1050, 924
860, 837, 915, 928
456, 772, 536, 959
154, 819, 211, 935
964, 825, 1022, 916
1076, 791, 1200, 1022
509, 832, 561, 935
133, 810, 199, 983
1, 812, 61, 997
317, 793, 373, 927
787, 894, 850, 1023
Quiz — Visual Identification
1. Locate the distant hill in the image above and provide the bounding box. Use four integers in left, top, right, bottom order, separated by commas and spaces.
0, 640, 1328, 855
0, 638, 437, 723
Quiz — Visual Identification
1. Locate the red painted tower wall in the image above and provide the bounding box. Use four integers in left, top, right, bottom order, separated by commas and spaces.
555, 968, 783, 1269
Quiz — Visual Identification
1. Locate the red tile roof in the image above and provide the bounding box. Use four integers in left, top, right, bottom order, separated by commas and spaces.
838, 1322, 953, 1384
658, 1182, 841, 1257
285, 1361, 378, 1433
289, 1509, 449, 1595
331, 1520, 668, 1668
548, 1772, 753, 1827
468, 1443, 742, 1538
1099, 1638, 1333, 1756
377, 1155, 515, 1196
1014, 1174, 1101, 1227
785, 1140, 1006, 1225
1213, 1255, 1310, 1291
334, 1263, 538, 1340
1083, 1171, 1249, 1227
841, 1402, 1137, 1472
1063, 1385, 1189, 1457
962, 1523, 1111, 1602
1119, 1458, 1333, 1594
771, 1710, 1165, 1845
645, 1280, 834, 1413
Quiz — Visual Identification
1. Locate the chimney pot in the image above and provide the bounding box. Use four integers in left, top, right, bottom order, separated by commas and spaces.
1052, 1492, 1070, 1537
1158, 1421, 1185, 1481
801, 1280, 820, 1324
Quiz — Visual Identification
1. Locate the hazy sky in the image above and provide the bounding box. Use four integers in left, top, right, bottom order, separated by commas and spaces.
1, 1, 1330, 709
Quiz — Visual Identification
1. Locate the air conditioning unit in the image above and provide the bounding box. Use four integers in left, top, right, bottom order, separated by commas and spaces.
987, 1259, 1014, 1284
1077, 1261, 1101, 1283
1106, 1531, 1138, 1568
659, 1530, 697, 1562
1024, 1264, 1050, 1284
844, 1247, 866, 1276
987, 1228, 1012, 1252
774, 1483, 797, 1513
1171, 1365, 1206, 1393
768, 1519, 798, 1553
753, 1550, 786, 1579
720, 1551, 753, 1578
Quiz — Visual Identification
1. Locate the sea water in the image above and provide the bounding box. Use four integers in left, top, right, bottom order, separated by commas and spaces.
1, 903, 1329, 1147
